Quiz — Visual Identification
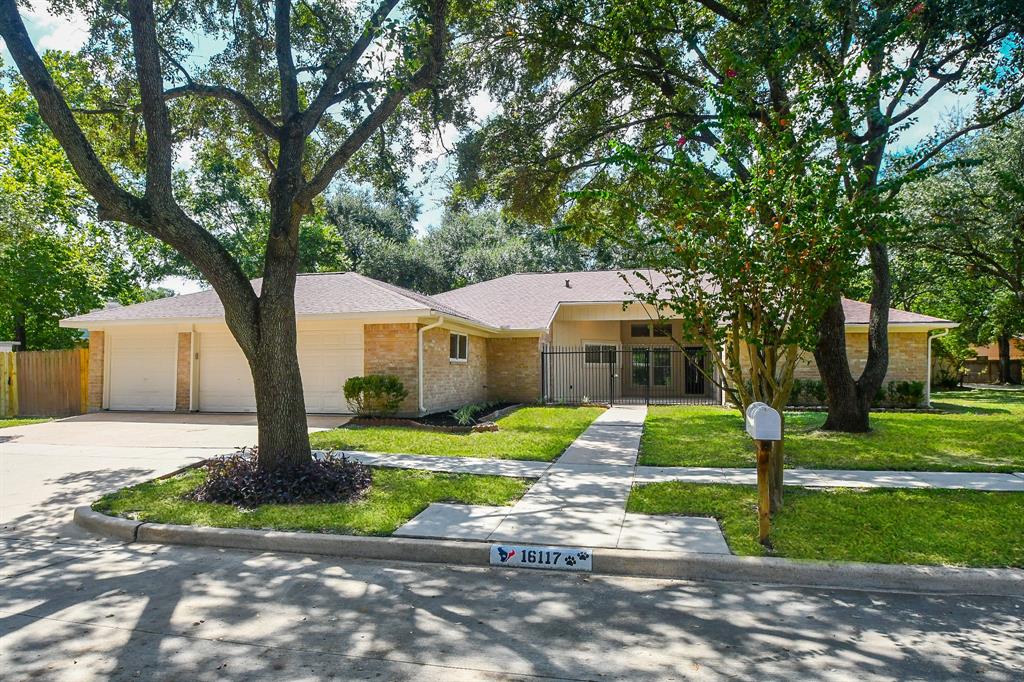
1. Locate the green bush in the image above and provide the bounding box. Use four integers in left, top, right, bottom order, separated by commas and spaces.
785, 379, 924, 408
343, 375, 408, 417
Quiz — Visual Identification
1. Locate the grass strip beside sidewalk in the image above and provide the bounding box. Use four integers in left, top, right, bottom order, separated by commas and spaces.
628, 482, 1024, 568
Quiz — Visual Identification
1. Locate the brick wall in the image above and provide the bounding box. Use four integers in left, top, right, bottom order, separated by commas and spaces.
486, 337, 542, 403
87, 330, 104, 411
363, 323, 420, 415
740, 331, 931, 384
175, 331, 192, 412
421, 327, 488, 413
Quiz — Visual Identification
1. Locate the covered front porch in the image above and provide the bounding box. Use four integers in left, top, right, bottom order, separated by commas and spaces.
542, 304, 721, 405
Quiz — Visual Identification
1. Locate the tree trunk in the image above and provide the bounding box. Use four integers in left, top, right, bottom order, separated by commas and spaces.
247, 292, 311, 473
813, 298, 870, 431
814, 242, 891, 432
12, 310, 27, 350
997, 334, 1013, 384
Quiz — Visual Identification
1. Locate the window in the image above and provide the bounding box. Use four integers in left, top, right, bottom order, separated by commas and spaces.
584, 343, 617, 364
449, 332, 468, 362
630, 322, 672, 338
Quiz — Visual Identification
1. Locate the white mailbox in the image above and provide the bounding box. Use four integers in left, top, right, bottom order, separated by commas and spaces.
745, 402, 782, 441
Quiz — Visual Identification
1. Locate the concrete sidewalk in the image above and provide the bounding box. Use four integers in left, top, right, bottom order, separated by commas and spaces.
634, 466, 1024, 491
396, 406, 731, 553
392, 404, 1024, 552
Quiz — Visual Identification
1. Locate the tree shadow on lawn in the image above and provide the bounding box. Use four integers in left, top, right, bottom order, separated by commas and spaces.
1, 537, 1021, 679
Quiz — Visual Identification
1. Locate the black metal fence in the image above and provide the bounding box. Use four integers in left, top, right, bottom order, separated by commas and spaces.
540, 345, 719, 406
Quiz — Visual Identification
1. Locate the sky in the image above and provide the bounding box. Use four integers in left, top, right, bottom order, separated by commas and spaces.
3, 2, 983, 296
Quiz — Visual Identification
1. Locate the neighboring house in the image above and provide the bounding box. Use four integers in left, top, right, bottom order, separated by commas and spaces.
964, 338, 1024, 384
60, 270, 956, 415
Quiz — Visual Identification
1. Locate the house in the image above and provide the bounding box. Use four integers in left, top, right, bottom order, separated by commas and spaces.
60, 270, 957, 415
964, 338, 1024, 384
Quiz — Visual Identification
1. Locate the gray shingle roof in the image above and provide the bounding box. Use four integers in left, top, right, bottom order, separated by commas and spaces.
434, 270, 955, 329
63, 268, 954, 330
62, 272, 484, 325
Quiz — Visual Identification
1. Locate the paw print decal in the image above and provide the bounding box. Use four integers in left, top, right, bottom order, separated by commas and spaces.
564, 555, 577, 567
576, 551, 590, 561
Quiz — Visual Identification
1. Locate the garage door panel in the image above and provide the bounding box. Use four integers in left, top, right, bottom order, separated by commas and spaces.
198, 326, 362, 414
198, 332, 256, 412
298, 330, 362, 413
108, 330, 176, 411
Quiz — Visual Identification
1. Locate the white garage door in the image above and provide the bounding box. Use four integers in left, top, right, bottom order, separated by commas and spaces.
107, 329, 176, 411
197, 331, 256, 412
197, 326, 362, 413
298, 328, 363, 413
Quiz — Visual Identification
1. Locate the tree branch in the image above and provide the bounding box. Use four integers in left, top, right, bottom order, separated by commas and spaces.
275, 0, 299, 120
298, 0, 448, 203
127, 0, 176, 200
163, 84, 280, 138
301, 0, 401, 133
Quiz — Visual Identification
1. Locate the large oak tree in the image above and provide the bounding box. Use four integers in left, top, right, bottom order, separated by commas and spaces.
454, 0, 1023, 431
0, 0, 455, 471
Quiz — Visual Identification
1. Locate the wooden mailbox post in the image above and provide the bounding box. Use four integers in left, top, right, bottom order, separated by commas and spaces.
745, 402, 782, 546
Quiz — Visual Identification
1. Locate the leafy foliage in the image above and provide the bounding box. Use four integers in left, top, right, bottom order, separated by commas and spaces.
187, 450, 371, 507
0, 53, 149, 349
897, 115, 1024, 377
343, 375, 409, 417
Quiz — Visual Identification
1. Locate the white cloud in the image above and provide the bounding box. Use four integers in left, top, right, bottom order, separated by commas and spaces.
22, 2, 89, 53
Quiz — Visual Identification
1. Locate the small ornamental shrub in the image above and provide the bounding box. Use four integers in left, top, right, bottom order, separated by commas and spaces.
452, 401, 497, 425
343, 375, 408, 417
883, 380, 925, 408
187, 449, 372, 506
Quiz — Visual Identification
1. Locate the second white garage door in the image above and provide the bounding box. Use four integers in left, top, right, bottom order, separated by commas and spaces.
197, 325, 363, 413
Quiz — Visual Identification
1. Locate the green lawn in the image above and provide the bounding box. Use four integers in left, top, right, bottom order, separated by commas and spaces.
628, 482, 1024, 567
94, 467, 531, 536
310, 406, 604, 461
639, 389, 1024, 471
0, 417, 50, 429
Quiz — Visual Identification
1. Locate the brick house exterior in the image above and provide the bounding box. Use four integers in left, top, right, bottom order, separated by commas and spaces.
67, 271, 955, 415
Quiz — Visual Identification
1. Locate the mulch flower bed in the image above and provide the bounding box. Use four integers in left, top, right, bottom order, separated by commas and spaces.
348, 402, 521, 433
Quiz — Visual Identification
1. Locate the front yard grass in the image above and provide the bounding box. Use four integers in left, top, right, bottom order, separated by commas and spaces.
310, 405, 604, 461
94, 467, 531, 536
628, 482, 1024, 567
640, 389, 1024, 471
0, 417, 50, 429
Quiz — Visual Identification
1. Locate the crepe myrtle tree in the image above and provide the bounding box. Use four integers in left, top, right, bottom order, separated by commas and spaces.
0, 0, 456, 471
572, 116, 865, 511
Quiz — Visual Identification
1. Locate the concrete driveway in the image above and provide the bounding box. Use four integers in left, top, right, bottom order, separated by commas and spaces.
0, 412, 348, 535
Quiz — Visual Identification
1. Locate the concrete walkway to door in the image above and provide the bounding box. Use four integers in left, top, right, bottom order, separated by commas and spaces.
395, 405, 731, 554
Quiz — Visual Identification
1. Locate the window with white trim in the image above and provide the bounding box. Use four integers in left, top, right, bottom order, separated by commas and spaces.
449, 332, 468, 362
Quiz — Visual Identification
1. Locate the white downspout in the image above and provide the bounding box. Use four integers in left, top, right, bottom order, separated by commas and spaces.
418, 316, 445, 415
926, 329, 950, 407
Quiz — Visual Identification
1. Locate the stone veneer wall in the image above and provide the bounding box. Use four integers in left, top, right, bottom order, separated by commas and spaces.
175, 332, 192, 412
87, 330, 104, 411
486, 337, 542, 403
363, 323, 420, 415
421, 327, 488, 413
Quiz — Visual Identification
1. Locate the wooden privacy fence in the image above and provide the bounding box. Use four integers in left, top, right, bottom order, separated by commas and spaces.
0, 349, 89, 418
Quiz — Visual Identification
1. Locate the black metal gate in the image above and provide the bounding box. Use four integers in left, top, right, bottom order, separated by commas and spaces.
540, 345, 718, 405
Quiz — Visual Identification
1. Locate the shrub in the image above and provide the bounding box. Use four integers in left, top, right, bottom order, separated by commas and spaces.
187, 449, 372, 506
787, 379, 828, 406
883, 380, 925, 408
343, 375, 408, 417
452, 401, 497, 426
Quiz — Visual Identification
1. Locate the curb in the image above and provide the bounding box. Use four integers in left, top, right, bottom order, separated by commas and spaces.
74, 506, 142, 542
74, 507, 1024, 596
